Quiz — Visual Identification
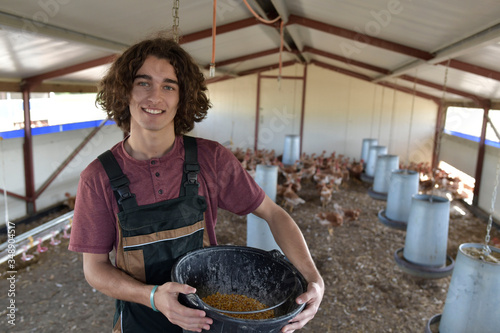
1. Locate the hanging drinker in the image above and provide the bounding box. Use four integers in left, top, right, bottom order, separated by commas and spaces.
369, 154, 399, 200
282, 135, 300, 166
394, 194, 454, 279
378, 169, 419, 230
362, 145, 387, 182
247, 164, 281, 252
426, 243, 500, 333
360, 138, 378, 168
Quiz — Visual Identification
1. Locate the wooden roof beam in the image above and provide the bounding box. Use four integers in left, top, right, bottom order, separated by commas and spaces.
204, 48, 279, 69
288, 14, 434, 60
440, 59, 500, 82
21, 54, 117, 90
180, 17, 259, 44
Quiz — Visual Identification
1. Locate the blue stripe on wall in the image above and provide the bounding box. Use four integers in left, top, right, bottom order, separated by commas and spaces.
0, 119, 115, 139
444, 129, 500, 148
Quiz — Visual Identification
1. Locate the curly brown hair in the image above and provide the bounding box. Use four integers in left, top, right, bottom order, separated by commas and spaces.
96, 33, 210, 135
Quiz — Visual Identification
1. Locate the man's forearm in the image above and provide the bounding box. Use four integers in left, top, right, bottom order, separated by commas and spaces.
83, 253, 153, 308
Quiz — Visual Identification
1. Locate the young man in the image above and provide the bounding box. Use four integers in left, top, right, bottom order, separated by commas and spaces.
69, 33, 324, 333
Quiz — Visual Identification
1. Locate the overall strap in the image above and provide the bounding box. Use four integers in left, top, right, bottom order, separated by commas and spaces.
180, 136, 200, 197
97, 150, 138, 211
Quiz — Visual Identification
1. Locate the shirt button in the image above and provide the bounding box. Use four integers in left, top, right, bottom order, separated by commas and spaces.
155, 172, 160, 177
158, 189, 163, 194
151, 160, 156, 165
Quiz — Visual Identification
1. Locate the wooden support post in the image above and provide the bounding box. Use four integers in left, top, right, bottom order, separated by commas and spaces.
473, 103, 491, 206
22, 88, 36, 214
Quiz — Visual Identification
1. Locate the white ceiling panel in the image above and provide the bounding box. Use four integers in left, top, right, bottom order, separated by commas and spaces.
286, 0, 500, 52
455, 43, 500, 73
183, 25, 280, 67
0, 28, 111, 78
413, 64, 500, 100
50, 65, 111, 84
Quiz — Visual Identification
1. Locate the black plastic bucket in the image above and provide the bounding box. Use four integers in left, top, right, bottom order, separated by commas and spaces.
171, 245, 307, 333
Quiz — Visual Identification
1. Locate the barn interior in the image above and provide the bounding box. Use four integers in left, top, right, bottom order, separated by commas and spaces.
0, 0, 500, 332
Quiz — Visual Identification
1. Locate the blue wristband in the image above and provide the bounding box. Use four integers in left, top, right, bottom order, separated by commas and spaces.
150, 285, 159, 312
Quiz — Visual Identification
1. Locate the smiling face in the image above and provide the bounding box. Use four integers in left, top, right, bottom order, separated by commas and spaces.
129, 55, 179, 136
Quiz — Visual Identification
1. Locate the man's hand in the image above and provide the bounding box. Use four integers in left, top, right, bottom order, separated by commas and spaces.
281, 281, 324, 333
154, 282, 213, 332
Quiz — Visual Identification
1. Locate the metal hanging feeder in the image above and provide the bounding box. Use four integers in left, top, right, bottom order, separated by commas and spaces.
378, 169, 419, 230
425, 244, 500, 333
394, 194, 455, 279
361, 138, 378, 168
362, 145, 387, 183
368, 154, 399, 200
247, 165, 281, 252
282, 135, 300, 167
426, 131, 500, 332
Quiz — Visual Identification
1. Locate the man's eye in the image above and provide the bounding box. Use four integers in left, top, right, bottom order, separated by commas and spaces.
138, 82, 149, 87
163, 86, 174, 91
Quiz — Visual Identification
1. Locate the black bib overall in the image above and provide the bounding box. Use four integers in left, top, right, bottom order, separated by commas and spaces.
98, 136, 208, 332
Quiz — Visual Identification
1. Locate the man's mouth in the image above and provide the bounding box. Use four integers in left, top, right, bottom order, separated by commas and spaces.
143, 108, 164, 115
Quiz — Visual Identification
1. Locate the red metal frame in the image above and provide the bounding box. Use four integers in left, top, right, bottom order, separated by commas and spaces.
287, 15, 434, 60
22, 88, 36, 214
432, 104, 446, 170
23, 55, 117, 90
254, 73, 262, 152
253, 69, 306, 153
7, 54, 118, 216
238, 60, 297, 77
442, 59, 500, 82
205, 48, 279, 69
35, 119, 109, 198
299, 64, 308, 157
304, 46, 391, 75
400, 75, 490, 108
181, 17, 258, 44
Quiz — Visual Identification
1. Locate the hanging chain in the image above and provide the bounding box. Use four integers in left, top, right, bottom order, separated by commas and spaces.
406, 70, 418, 166
433, 59, 450, 167
370, 86, 377, 138
172, 0, 180, 43
377, 86, 385, 143
430, 61, 450, 195
388, 79, 398, 153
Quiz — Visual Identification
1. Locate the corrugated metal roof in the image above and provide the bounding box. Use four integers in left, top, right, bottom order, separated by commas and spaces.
0, 0, 499, 104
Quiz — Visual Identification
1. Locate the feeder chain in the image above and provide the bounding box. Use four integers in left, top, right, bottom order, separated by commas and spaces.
172, 0, 180, 43
405, 68, 418, 166
430, 61, 450, 196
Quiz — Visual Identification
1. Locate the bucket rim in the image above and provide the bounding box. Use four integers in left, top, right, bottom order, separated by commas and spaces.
458, 242, 500, 265
376, 154, 399, 159
391, 169, 418, 176
411, 194, 450, 203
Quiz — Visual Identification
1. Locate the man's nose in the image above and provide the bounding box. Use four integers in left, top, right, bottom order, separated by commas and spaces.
147, 86, 162, 102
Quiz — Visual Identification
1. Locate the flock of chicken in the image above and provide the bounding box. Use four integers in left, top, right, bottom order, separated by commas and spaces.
233, 147, 469, 233
400, 161, 470, 201
233, 148, 363, 233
